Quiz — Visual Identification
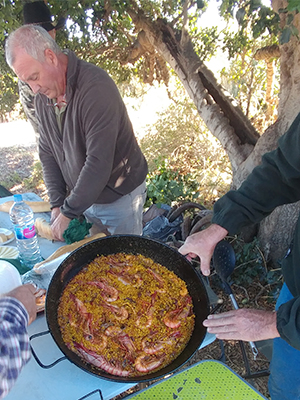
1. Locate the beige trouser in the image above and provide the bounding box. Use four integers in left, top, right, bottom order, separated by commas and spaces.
84, 181, 147, 236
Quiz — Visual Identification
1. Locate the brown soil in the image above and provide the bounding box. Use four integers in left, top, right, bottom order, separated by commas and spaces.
0, 145, 272, 399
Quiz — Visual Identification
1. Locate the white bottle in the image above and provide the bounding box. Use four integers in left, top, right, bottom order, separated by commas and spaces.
9, 194, 43, 269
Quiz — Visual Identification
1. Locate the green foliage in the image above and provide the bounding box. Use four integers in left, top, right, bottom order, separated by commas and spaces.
222, 30, 251, 60
287, 0, 300, 12
220, 0, 280, 61
197, 0, 206, 10
0, 159, 43, 194
192, 26, 221, 62
0, 0, 286, 121
278, 0, 300, 45
220, 0, 280, 39
145, 158, 199, 208
222, 0, 297, 45
0, 170, 22, 190
220, 40, 280, 130
230, 236, 283, 301
0, 45, 19, 120
0, 73, 19, 121
231, 237, 266, 286
140, 86, 232, 208
23, 161, 44, 192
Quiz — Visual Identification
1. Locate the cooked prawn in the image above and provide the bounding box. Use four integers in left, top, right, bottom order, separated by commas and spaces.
86, 279, 118, 302
74, 342, 130, 377
163, 296, 192, 328
134, 353, 164, 373
103, 303, 129, 321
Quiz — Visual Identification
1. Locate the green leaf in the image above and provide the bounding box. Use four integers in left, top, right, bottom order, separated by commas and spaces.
287, 0, 300, 12
280, 27, 292, 44
290, 24, 299, 38
236, 7, 246, 25
197, 0, 205, 10
287, 13, 294, 25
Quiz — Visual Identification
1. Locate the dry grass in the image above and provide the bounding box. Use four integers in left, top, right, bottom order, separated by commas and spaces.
0, 145, 48, 200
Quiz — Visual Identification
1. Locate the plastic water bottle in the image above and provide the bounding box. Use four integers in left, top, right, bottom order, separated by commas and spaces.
9, 194, 43, 269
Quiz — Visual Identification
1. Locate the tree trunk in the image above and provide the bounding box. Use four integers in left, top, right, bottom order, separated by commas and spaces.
126, 0, 300, 263
127, 4, 259, 175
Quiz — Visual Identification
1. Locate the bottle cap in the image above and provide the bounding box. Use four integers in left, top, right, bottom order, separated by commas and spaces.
13, 194, 23, 202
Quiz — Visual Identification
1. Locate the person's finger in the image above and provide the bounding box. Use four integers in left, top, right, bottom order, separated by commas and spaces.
178, 243, 194, 256
199, 256, 211, 276
180, 252, 197, 262
205, 310, 237, 320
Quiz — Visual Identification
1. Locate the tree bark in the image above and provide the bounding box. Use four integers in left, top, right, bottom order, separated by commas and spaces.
127, 4, 259, 175
126, 0, 300, 262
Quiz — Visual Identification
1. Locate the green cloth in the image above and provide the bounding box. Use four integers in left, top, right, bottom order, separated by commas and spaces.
63, 218, 92, 244
0, 185, 12, 198
211, 110, 300, 350
0, 258, 31, 275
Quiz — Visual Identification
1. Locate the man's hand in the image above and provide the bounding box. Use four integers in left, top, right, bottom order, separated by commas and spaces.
51, 212, 71, 241
203, 308, 280, 342
7, 284, 37, 325
178, 224, 228, 276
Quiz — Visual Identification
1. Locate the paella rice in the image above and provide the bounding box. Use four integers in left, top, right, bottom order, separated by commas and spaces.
57, 253, 195, 377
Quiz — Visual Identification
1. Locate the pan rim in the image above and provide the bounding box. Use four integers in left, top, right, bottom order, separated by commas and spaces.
46, 234, 210, 382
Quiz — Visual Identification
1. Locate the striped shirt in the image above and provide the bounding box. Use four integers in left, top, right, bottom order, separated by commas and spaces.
0, 297, 30, 399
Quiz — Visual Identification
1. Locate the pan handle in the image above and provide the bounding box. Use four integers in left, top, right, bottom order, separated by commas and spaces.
30, 330, 67, 369
191, 261, 222, 313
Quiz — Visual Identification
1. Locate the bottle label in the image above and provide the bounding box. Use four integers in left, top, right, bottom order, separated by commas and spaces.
15, 224, 36, 239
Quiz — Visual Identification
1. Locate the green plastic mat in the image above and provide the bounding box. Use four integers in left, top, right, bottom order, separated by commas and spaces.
126, 360, 268, 399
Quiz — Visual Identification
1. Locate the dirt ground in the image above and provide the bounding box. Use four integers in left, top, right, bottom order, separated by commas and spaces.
0, 144, 47, 199
0, 143, 272, 399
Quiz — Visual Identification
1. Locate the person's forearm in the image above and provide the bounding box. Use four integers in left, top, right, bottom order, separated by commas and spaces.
0, 298, 31, 399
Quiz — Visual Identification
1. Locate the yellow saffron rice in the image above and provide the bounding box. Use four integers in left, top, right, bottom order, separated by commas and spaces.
57, 253, 195, 377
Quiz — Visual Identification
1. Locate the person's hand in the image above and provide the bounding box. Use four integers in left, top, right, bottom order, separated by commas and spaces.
203, 308, 280, 342
178, 224, 228, 276
6, 284, 37, 325
50, 207, 61, 224
51, 212, 71, 241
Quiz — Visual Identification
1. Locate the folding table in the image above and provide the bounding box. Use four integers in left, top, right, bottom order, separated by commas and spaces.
124, 360, 268, 400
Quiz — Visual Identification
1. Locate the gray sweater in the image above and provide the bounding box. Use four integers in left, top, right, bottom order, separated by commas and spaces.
36, 51, 148, 219
212, 111, 300, 350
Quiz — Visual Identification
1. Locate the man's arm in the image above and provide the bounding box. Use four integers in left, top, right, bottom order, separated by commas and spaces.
0, 285, 36, 399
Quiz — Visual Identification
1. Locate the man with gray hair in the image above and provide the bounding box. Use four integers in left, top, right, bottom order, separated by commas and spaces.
18, 1, 65, 142
6, 25, 148, 242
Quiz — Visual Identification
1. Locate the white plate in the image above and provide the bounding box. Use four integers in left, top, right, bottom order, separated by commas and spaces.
0, 228, 15, 246
0, 260, 22, 294
0, 245, 19, 259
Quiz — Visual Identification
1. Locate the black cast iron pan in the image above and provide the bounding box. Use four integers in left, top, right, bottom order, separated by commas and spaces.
46, 234, 210, 383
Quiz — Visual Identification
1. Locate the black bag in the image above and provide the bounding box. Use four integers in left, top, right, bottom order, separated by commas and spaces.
142, 204, 183, 242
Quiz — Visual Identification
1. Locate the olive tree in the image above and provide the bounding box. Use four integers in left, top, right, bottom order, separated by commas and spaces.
1, 0, 299, 262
